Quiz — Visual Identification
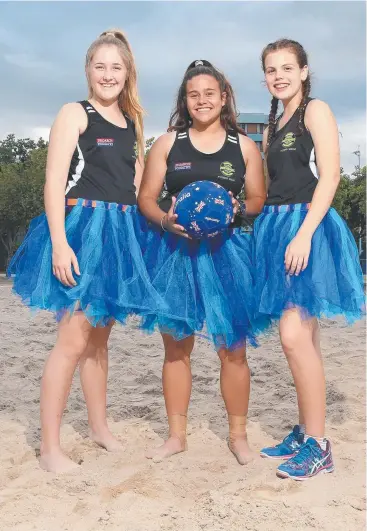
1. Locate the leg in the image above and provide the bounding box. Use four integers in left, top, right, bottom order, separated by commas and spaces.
40, 312, 93, 473
296, 318, 322, 426
279, 309, 325, 438
79, 321, 122, 451
146, 334, 194, 461
218, 346, 256, 465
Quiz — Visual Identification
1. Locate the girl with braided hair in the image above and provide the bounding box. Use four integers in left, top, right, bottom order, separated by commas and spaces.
254, 39, 365, 480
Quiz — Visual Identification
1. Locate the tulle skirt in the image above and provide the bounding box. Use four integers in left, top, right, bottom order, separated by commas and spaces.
140, 226, 270, 350
253, 203, 365, 323
7, 198, 165, 327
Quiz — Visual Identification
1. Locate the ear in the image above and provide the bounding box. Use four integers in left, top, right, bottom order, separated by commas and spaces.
221, 91, 227, 107
301, 65, 309, 82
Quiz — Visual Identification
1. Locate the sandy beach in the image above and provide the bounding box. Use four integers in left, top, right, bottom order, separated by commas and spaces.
0, 279, 365, 531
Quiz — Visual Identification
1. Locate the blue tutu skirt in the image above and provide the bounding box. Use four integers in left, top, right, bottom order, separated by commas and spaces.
7, 198, 164, 327
140, 226, 270, 350
253, 203, 365, 323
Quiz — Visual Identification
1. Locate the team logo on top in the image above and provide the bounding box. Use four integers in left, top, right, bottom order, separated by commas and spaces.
175, 162, 192, 171
220, 161, 235, 177
281, 132, 296, 149
97, 138, 114, 147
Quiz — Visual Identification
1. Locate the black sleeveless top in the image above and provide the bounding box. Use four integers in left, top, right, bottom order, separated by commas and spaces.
266, 98, 318, 205
160, 129, 246, 224
65, 100, 138, 205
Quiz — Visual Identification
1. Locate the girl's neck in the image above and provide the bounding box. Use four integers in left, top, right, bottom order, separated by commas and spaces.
89, 96, 120, 112
191, 118, 224, 135
281, 90, 303, 118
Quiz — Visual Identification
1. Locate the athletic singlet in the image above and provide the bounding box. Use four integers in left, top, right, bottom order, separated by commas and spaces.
160, 129, 246, 227
65, 100, 137, 205
266, 98, 318, 205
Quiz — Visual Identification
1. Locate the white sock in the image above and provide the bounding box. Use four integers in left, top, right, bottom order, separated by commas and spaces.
299, 424, 306, 435
304, 434, 327, 451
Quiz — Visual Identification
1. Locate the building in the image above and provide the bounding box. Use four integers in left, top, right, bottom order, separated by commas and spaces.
237, 113, 269, 153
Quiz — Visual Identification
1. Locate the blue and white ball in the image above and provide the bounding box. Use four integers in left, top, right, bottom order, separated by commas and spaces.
174, 181, 234, 238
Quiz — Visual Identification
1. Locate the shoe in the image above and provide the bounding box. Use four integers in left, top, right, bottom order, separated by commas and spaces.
260, 425, 304, 460
276, 437, 334, 481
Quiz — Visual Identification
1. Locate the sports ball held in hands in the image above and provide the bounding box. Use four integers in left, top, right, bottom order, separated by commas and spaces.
174, 181, 234, 238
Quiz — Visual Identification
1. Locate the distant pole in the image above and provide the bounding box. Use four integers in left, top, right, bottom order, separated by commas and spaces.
353, 145, 361, 170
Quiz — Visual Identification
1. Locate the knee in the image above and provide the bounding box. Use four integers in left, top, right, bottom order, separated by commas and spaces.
83, 342, 108, 361
279, 326, 302, 356
56, 335, 89, 361
218, 348, 247, 367
162, 335, 193, 365
164, 344, 191, 365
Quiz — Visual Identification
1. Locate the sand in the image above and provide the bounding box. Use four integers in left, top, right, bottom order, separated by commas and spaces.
0, 278, 366, 531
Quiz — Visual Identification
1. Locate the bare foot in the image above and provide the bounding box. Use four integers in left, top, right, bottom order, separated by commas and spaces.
89, 428, 124, 452
145, 436, 187, 463
228, 438, 257, 465
40, 449, 79, 473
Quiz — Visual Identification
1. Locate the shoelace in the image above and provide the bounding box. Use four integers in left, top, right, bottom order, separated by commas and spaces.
279, 431, 297, 449
290, 441, 320, 465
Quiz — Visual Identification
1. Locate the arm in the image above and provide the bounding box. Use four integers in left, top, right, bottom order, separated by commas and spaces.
297, 100, 340, 237
239, 135, 267, 215
44, 103, 87, 286
285, 99, 340, 275
137, 133, 188, 237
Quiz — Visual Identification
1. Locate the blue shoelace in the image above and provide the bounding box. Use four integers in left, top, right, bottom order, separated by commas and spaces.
279, 431, 298, 448
289, 440, 320, 466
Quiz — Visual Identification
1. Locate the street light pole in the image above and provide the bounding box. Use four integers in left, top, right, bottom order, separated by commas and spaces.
353, 145, 361, 170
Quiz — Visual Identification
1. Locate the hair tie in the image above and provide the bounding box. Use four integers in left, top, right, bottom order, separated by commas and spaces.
187, 59, 213, 71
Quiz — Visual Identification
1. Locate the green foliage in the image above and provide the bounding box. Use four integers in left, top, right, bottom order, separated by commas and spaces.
0, 136, 48, 265
0, 133, 43, 165
333, 165, 366, 242
144, 136, 155, 160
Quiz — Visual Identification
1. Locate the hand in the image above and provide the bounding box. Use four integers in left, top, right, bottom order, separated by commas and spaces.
161, 197, 190, 238
228, 191, 240, 222
285, 233, 312, 276
52, 242, 80, 287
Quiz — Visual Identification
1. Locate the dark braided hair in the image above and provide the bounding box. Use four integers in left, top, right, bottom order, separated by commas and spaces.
168, 59, 245, 135
261, 39, 311, 150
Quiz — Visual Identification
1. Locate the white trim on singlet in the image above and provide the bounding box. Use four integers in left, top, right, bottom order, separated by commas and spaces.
85, 105, 96, 113
309, 147, 319, 180
65, 143, 85, 194
177, 132, 188, 139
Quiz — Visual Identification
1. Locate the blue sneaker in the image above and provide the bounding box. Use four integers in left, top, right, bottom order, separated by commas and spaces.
260, 425, 304, 459
276, 437, 334, 481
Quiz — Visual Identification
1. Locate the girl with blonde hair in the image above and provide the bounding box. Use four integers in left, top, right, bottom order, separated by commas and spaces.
8, 29, 161, 473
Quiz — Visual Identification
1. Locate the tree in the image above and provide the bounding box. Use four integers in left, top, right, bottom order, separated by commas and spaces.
333, 165, 366, 247
332, 168, 352, 221
349, 165, 366, 242
0, 144, 46, 264
0, 134, 43, 165
144, 137, 155, 160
